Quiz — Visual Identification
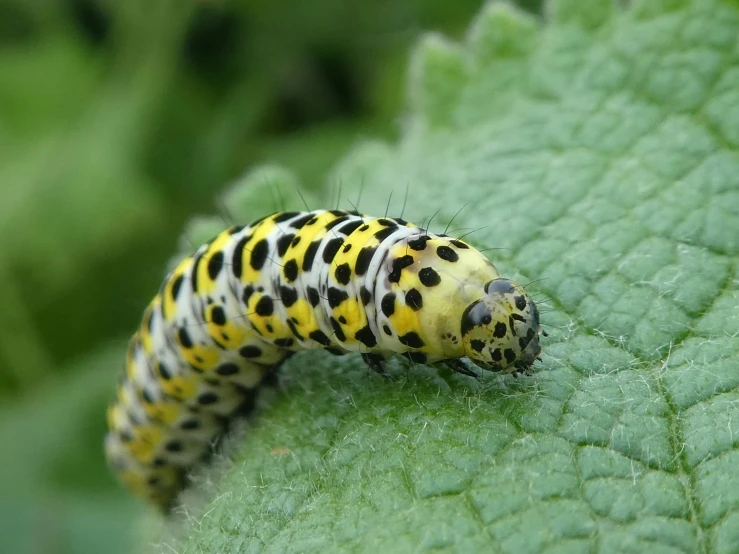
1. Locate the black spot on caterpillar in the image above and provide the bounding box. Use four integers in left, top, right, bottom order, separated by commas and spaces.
105, 209, 543, 511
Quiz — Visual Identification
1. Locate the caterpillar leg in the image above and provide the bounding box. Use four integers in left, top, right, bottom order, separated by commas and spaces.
442, 358, 480, 379
361, 353, 387, 375
262, 351, 295, 387
512, 359, 535, 377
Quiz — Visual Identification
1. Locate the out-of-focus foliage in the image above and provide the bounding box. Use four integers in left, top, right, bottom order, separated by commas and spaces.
0, 0, 543, 553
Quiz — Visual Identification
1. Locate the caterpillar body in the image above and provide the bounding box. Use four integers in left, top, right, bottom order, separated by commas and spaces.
105, 209, 544, 510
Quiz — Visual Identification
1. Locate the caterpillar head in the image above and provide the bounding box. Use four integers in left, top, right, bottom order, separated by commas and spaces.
461, 278, 542, 373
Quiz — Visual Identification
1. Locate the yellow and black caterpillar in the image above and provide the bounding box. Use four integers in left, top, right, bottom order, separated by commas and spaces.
105, 209, 544, 510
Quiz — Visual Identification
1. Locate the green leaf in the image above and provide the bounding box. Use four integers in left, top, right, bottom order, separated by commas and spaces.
0, 341, 143, 554
152, 0, 739, 552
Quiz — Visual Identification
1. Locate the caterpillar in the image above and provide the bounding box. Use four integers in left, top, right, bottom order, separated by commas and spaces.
105, 209, 544, 511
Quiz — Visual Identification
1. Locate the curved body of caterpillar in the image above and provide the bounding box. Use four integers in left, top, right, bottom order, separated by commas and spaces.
105, 210, 543, 510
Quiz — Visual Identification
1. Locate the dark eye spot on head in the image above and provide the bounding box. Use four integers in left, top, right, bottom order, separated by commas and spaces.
461, 300, 491, 335
515, 295, 527, 310
485, 279, 516, 295
436, 245, 459, 263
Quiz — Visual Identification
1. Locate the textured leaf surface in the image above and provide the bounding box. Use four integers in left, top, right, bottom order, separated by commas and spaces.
154, 1, 739, 552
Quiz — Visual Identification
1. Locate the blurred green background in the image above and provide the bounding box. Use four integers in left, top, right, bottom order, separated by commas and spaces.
0, 0, 541, 552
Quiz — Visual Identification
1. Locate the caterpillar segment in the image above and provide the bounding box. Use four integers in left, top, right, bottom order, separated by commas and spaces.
106, 209, 543, 510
